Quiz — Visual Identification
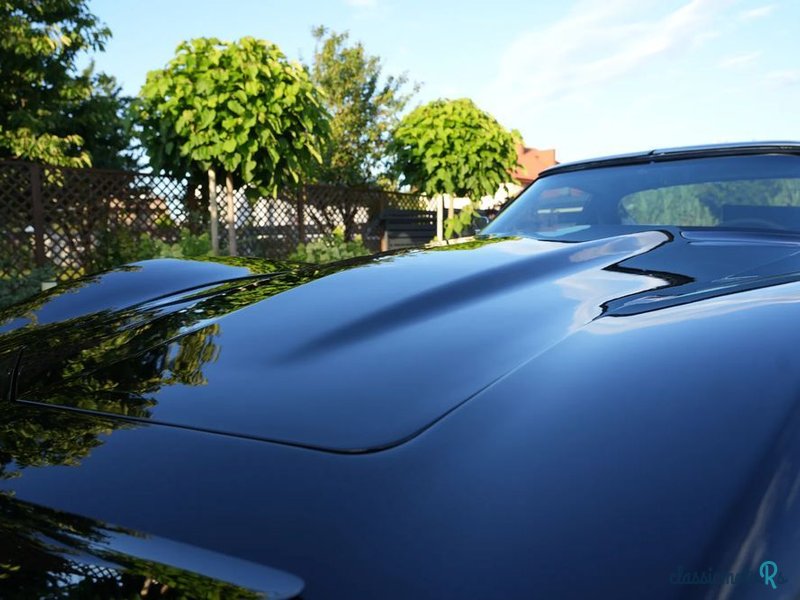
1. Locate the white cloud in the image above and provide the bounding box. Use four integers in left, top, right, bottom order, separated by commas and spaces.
718, 51, 761, 68
738, 4, 775, 20
485, 0, 732, 113
765, 69, 800, 87
344, 0, 377, 7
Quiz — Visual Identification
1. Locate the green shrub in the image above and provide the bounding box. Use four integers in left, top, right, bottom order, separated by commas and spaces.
144, 230, 212, 260
289, 228, 371, 264
0, 266, 56, 309
0, 230, 213, 310
95, 228, 212, 270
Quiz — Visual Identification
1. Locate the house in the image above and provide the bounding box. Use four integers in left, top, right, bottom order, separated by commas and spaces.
475, 144, 558, 211
511, 144, 558, 186
396, 142, 559, 244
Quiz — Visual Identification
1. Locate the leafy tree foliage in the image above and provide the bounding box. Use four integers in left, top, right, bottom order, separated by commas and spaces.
390, 98, 520, 237
62, 73, 139, 170
0, 265, 55, 310
310, 26, 416, 187
0, 128, 89, 167
137, 36, 330, 196
0, 0, 134, 167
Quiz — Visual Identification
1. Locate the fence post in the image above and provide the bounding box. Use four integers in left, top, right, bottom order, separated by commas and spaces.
296, 186, 306, 244
29, 163, 46, 267
380, 196, 389, 252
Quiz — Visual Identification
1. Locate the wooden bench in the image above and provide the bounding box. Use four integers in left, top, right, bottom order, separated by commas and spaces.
379, 209, 436, 250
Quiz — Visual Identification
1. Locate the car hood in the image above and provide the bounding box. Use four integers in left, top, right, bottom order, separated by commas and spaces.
5, 230, 800, 452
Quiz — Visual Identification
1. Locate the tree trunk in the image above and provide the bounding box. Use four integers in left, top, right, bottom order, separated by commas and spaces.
225, 172, 237, 256
436, 195, 444, 241
447, 194, 455, 239
208, 168, 219, 255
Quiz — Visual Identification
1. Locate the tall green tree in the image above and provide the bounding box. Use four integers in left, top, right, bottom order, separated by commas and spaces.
137, 37, 330, 255
62, 72, 139, 170
0, 0, 133, 167
310, 26, 416, 187
390, 98, 520, 237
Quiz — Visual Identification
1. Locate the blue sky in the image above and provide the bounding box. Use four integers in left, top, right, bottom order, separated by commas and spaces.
89, 0, 799, 162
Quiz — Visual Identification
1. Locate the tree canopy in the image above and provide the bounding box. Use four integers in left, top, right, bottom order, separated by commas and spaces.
390, 98, 520, 236
62, 72, 138, 170
137, 36, 330, 196
0, 0, 134, 168
309, 26, 416, 187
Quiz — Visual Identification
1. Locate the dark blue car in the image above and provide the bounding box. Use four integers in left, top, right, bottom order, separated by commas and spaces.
2, 141, 800, 598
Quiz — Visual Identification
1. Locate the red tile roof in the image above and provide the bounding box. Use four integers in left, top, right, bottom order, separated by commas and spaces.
511, 144, 557, 185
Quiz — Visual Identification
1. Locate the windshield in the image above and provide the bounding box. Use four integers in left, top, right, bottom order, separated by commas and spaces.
483, 154, 800, 241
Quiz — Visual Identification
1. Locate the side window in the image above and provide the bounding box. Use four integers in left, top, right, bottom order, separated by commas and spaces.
621, 180, 800, 228
620, 186, 717, 226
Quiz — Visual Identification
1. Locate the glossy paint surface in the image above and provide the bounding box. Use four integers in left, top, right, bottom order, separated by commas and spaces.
9, 229, 800, 453
4, 172, 800, 596
0, 492, 304, 598
10, 233, 673, 452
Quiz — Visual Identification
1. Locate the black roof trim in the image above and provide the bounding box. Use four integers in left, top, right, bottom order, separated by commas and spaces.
540, 141, 800, 177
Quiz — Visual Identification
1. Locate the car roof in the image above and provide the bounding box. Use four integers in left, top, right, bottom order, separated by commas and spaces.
541, 141, 800, 177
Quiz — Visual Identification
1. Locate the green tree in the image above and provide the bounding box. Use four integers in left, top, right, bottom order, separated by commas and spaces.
137, 37, 330, 255
61, 72, 139, 170
0, 0, 133, 167
390, 98, 520, 237
310, 26, 416, 187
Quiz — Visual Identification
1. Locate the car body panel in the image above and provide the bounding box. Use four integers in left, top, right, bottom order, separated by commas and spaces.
3, 275, 800, 597
541, 140, 800, 176
7, 229, 800, 454
4, 144, 800, 597
0, 493, 305, 598
6, 233, 673, 452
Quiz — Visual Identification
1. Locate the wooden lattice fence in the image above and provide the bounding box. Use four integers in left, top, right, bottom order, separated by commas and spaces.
0, 160, 428, 281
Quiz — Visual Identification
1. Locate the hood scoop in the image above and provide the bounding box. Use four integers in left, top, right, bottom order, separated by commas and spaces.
15, 233, 669, 453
